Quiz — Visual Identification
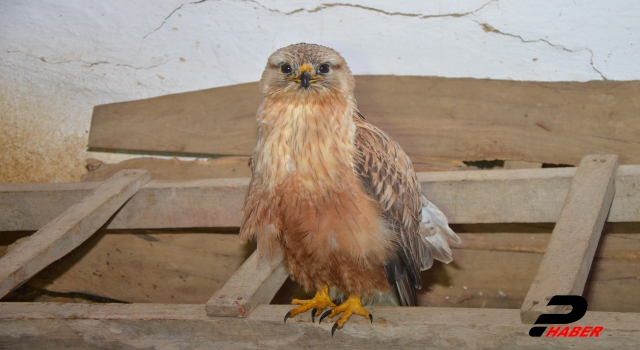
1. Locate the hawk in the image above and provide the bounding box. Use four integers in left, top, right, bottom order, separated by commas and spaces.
240, 43, 461, 335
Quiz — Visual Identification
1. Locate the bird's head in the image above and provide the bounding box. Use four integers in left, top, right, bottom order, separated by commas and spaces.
259, 43, 355, 98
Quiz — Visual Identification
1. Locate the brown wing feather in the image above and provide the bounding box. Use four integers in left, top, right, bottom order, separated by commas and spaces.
352, 111, 425, 306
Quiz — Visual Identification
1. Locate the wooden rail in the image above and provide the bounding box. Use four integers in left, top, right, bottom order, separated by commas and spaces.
0, 170, 150, 298
1, 303, 638, 348
3, 165, 640, 232
520, 155, 618, 323
205, 252, 287, 317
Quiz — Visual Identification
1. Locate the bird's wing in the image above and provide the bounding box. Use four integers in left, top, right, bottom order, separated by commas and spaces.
239, 154, 282, 260
353, 112, 460, 306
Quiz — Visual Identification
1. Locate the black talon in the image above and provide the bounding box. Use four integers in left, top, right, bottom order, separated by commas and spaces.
319, 310, 332, 324
369, 314, 373, 323
331, 322, 339, 337
286, 299, 293, 304
284, 311, 291, 324
311, 308, 317, 323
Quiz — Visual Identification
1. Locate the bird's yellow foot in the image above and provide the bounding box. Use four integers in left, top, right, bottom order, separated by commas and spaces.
319, 295, 372, 336
284, 286, 336, 324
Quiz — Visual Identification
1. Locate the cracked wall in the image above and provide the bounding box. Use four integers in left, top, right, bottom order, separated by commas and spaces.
1, 0, 639, 183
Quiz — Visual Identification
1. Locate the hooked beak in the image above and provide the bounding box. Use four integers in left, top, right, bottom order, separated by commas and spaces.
300, 71, 311, 88
286, 65, 324, 88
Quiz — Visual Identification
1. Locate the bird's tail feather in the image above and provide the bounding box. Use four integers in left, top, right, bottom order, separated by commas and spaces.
383, 251, 418, 306
418, 194, 461, 270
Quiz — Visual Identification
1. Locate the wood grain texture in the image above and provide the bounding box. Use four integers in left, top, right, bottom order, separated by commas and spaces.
503, 161, 543, 169
420, 164, 640, 224
80, 156, 467, 182
26, 231, 254, 304
521, 155, 618, 324
421, 232, 640, 313
89, 82, 262, 156
0, 177, 249, 231
205, 251, 288, 317
0, 182, 96, 232
0, 230, 631, 311
81, 156, 253, 182
0, 170, 150, 298
3, 165, 640, 232
89, 77, 640, 165
0, 303, 638, 349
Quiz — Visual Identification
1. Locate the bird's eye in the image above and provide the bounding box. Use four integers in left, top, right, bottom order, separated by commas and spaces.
318, 64, 330, 74
281, 64, 292, 74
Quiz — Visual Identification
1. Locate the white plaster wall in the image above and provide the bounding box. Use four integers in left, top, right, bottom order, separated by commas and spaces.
1, 0, 639, 182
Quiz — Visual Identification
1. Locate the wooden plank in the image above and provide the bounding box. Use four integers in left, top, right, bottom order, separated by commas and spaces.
81, 156, 467, 182
0, 303, 638, 348
420, 164, 640, 225
0, 230, 633, 309
421, 233, 640, 312
89, 77, 640, 165
205, 251, 288, 317
521, 155, 618, 324
26, 231, 253, 304
454, 232, 640, 261
0, 170, 150, 298
3, 165, 640, 232
503, 160, 543, 169
81, 156, 253, 182
0, 177, 248, 231
89, 82, 262, 156
0, 182, 96, 232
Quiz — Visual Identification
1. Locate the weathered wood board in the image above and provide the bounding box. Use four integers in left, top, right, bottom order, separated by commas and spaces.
521, 155, 618, 323
1, 182, 97, 233
25, 231, 254, 304
422, 232, 640, 313
0, 303, 638, 348
8, 230, 637, 312
0, 170, 150, 298
90, 82, 261, 156
81, 156, 468, 183
1, 164, 638, 313
3, 165, 640, 232
205, 251, 288, 317
504, 160, 543, 169
89, 77, 640, 165
81, 156, 253, 182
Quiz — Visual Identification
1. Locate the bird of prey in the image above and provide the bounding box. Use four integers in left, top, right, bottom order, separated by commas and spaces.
240, 43, 461, 335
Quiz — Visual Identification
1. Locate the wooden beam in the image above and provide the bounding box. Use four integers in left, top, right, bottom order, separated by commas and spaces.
422, 232, 640, 312
521, 155, 618, 324
1, 182, 97, 232
81, 156, 253, 182
26, 231, 254, 304
8, 230, 637, 310
205, 251, 288, 317
89, 82, 261, 157
0, 170, 150, 298
3, 165, 640, 232
503, 161, 543, 169
0, 303, 638, 348
80, 155, 467, 182
89, 77, 640, 165
0, 177, 248, 231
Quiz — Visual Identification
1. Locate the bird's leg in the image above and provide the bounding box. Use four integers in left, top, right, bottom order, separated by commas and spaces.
319, 295, 372, 336
284, 285, 336, 323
